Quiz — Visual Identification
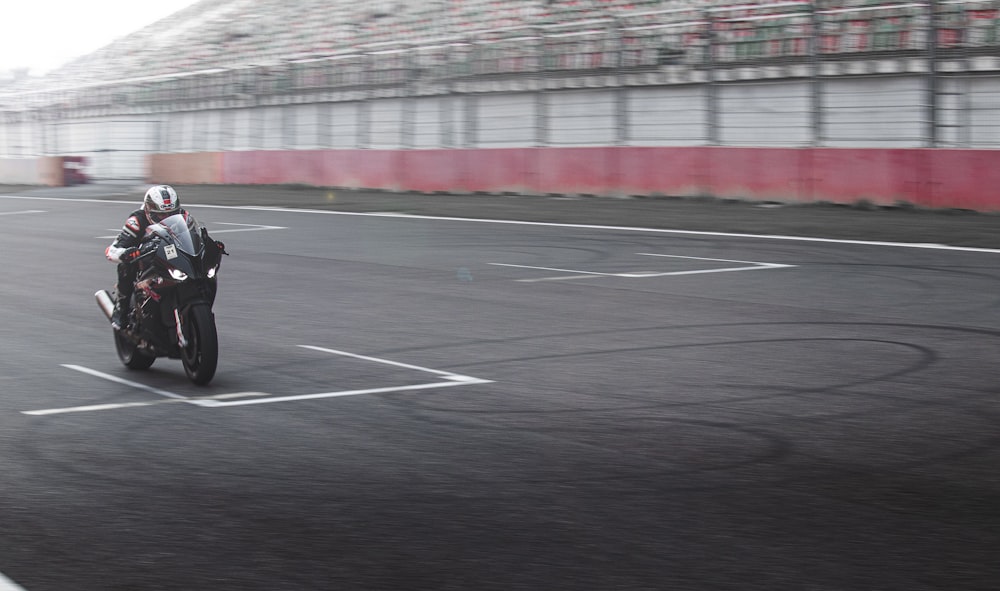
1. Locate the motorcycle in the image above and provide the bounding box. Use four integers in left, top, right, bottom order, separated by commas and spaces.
95, 214, 227, 385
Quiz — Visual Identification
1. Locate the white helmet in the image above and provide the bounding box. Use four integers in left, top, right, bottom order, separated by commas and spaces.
143, 185, 180, 224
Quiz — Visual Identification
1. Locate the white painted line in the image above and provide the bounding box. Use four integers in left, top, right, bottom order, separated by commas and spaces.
198, 379, 491, 408
212, 391, 273, 400
209, 222, 287, 233
624, 253, 796, 277
24, 401, 173, 416
636, 253, 788, 265
516, 274, 608, 283
4, 194, 999, 254
97, 222, 285, 240
0, 571, 27, 591
61, 364, 189, 400
492, 254, 795, 280
489, 262, 614, 277
23, 389, 272, 416
621, 264, 794, 278
297, 344, 470, 378
0, 210, 45, 216
25, 347, 492, 414
226, 206, 1000, 254
200, 345, 493, 408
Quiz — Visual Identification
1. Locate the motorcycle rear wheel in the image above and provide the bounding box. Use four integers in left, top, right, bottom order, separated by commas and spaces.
181, 303, 218, 385
114, 328, 156, 370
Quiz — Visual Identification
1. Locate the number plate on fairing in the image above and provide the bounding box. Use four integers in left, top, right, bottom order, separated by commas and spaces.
164, 244, 178, 260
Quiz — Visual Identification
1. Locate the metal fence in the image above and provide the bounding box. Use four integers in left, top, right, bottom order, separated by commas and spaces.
3, 0, 1000, 160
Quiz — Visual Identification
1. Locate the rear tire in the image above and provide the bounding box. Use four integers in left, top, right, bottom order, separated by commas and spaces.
114, 328, 155, 370
181, 303, 218, 385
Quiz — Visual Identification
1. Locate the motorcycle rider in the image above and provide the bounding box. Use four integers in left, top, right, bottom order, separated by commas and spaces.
105, 185, 222, 330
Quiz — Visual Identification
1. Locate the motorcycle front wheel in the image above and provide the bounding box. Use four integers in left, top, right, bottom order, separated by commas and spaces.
181, 303, 218, 385
114, 328, 156, 370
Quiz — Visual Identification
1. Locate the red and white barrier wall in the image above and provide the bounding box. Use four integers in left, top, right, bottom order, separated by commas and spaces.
0, 158, 45, 185
148, 147, 1000, 211
0, 156, 90, 186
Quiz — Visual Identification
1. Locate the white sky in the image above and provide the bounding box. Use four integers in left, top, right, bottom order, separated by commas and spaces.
0, 0, 201, 76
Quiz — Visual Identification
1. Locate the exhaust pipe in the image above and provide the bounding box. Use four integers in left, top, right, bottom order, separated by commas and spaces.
95, 290, 114, 320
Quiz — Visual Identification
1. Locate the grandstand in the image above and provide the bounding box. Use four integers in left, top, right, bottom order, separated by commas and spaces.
9, 0, 1000, 96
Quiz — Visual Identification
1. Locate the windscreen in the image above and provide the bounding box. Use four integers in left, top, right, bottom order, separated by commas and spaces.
147, 214, 202, 256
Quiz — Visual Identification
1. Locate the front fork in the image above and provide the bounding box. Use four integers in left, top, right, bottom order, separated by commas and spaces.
174, 308, 188, 348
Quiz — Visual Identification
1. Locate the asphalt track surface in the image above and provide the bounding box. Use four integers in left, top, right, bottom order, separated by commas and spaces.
1, 184, 999, 590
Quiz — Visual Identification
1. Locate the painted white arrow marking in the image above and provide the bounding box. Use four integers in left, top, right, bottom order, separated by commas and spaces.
492, 253, 795, 282
624, 253, 796, 277
21, 365, 268, 415
24, 348, 491, 414
202, 345, 493, 408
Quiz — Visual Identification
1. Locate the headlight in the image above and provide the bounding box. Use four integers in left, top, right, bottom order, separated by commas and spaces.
168, 268, 188, 281
207, 266, 218, 279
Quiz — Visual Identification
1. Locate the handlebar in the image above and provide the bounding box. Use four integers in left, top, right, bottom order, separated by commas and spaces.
134, 239, 159, 260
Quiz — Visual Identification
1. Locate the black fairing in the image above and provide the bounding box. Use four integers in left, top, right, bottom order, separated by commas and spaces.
203, 227, 225, 271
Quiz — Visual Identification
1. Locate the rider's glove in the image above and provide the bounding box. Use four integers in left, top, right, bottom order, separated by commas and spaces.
120, 247, 141, 261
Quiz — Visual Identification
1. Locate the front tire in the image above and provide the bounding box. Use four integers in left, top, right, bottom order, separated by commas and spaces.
114, 328, 155, 370
180, 303, 218, 385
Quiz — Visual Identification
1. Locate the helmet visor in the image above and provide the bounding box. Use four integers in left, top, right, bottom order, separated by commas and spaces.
147, 209, 175, 224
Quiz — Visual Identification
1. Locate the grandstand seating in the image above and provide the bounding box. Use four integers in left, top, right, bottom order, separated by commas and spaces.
6, 0, 1000, 98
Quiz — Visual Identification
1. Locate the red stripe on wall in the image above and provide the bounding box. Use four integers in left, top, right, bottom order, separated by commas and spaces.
146, 147, 1000, 212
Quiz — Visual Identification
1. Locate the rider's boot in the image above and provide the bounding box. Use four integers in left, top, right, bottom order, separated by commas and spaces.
111, 293, 131, 330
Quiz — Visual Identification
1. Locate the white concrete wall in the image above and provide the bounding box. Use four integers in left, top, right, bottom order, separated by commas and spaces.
548, 89, 617, 146
5, 72, 1000, 184
50, 117, 157, 180
0, 158, 41, 184
231, 109, 253, 150
478, 92, 536, 147
0, 121, 35, 157
718, 80, 812, 146
965, 76, 1000, 147
330, 102, 360, 148
369, 99, 404, 149
291, 104, 321, 149
822, 76, 925, 147
261, 106, 283, 150
628, 85, 708, 146
413, 96, 446, 148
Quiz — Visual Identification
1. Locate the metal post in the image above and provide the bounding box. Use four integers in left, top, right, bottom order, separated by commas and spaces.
536, 30, 548, 148
281, 104, 294, 149
705, 10, 719, 146
612, 18, 627, 197
927, 0, 938, 147
810, 1, 824, 146
401, 46, 415, 150
318, 102, 331, 149
961, 76, 971, 147
359, 53, 372, 149
613, 18, 627, 147
38, 111, 48, 156
442, 88, 453, 149
466, 93, 478, 148
248, 108, 258, 152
